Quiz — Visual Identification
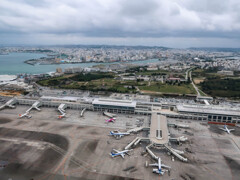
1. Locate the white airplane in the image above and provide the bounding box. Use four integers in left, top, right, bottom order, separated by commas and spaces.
149, 158, 171, 175
109, 130, 130, 139
110, 149, 132, 158
219, 125, 235, 134
18, 112, 32, 119
58, 113, 66, 119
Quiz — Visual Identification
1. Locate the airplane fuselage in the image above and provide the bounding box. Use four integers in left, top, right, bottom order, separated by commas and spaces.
109, 131, 130, 138
110, 149, 131, 158
149, 158, 170, 175
106, 118, 116, 123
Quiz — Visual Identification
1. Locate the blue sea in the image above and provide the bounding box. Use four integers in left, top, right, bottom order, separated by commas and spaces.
0, 52, 160, 75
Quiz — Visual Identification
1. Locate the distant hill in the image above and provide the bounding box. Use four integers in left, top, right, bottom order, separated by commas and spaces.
0, 44, 171, 50
189, 47, 240, 52
48, 44, 171, 50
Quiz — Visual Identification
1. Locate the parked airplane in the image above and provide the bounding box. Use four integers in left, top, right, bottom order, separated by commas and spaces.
219, 125, 235, 134
109, 130, 130, 139
110, 149, 132, 158
18, 112, 31, 119
105, 118, 116, 123
58, 113, 66, 119
149, 158, 171, 175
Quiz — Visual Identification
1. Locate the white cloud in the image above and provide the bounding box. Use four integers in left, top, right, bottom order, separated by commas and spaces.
0, 0, 240, 46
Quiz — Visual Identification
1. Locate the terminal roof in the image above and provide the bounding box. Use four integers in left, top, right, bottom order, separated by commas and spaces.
92, 98, 136, 108
149, 113, 169, 145
177, 104, 240, 116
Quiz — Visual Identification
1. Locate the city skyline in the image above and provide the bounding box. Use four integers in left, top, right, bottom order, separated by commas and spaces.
0, 0, 240, 48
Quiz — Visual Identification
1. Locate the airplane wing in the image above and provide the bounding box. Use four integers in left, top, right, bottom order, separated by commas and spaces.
112, 149, 120, 153
229, 129, 235, 131
121, 153, 125, 158
162, 164, 171, 169
125, 152, 130, 156
149, 163, 158, 167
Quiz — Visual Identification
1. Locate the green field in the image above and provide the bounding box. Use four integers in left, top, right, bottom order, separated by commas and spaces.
192, 68, 240, 98
37, 72, 196, 95
200, 78, 240, 98
139, 83, 196, 94
136, 70, 169, 76
38, 74, 136, 93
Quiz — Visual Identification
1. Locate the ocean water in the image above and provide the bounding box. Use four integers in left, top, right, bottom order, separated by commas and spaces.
0, 52, 160, 75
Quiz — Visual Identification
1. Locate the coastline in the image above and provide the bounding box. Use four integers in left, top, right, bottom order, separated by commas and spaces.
23, 58, 153, 66
0, 52, 161, 75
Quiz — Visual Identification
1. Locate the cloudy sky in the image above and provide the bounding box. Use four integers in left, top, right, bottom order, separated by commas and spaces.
0, 0, 240, 48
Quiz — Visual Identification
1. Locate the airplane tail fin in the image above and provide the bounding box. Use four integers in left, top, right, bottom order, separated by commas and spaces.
109, 152, 115, 157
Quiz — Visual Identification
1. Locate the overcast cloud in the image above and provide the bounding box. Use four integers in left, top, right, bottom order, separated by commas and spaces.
0, 0, 240, 47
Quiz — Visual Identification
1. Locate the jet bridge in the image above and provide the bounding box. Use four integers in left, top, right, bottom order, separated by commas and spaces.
164, 144, 188, 162
146, 144, 158, 160
168, 123, 190, 128
204, 100, 210, 105
0, 98, 17, 110
58, 104, 67, 118
103, 111, 116, 118
127, 127, 144, 133
125, 137, 150, 150
26, 101, 42, 113
80, 108, 86, 117
169, 136, 188, 143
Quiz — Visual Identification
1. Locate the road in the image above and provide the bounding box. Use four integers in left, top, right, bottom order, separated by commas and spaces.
188, 69, 208, 96
185, 67, 195, 80
189, 70, 201, 96
185, 68, 201, 96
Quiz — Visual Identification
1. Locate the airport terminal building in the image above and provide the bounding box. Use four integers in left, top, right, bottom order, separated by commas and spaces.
92, 99, 137, 113
5, 96, 240, 124
175, 104, 240, 124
